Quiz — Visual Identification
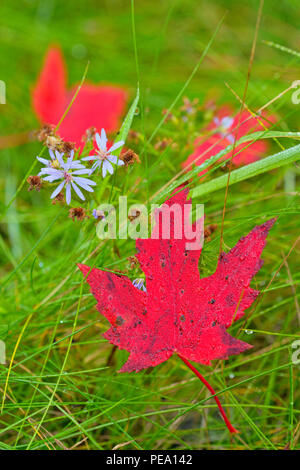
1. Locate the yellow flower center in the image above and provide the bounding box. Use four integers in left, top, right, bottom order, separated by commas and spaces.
51, 159, 60, 169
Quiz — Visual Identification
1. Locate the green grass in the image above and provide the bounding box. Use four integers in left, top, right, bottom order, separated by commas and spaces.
0, 0, 300, 450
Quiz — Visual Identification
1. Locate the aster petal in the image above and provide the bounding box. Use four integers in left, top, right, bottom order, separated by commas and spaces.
226, 134, 235, 145
60, 161, 67, 171
100, 128, 108, 151
107, 154, 125, 166
102, 161, 107, 178
66, 150, 76, 169
39, 168, 63, 177
65, 159, 73, 171
132, 278, 146, 292
82, 155, 97, 161
73, 176, 97, 186
38, 167, 54, 173
91, 161, 101, 172
50, 180, 66, 199
37, 157, 51, 166
55, 151, 64, 166
69, 164, 85, 172
133, 279, 142, 289
80, 184, 94, 192
221, 116, 234, 129
72, 168, 93, 175
95, 133, 102, 150
70, 160, 86, 168
102, 160, 114, 178
49, 149, 55, 160
65, 183, 71, 205
107, 155, 118, 164
75, 180, 94, 192
43, 175, 61, 182
71, 181, 85, 201
40, 170, 63, 181
105, 160, 114, 175
108, 140, 124, 153
39, 170, 58, 177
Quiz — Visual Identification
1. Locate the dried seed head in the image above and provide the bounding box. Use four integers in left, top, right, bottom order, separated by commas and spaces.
83, 127, 97, 143
69, 207, 87, 221
38, 123, 77, 153
61, 141, 76, 153
45, 135, 63, 151
128, 130, 140, 144
52, 191, 64, 205
37, 124, 55, 142
180, 96, 199, 115
204, 223, 218, 241
121, 149, 140, 166
127, 256, 138, 270
154, 138, 173, 151
27, 175, 42, 192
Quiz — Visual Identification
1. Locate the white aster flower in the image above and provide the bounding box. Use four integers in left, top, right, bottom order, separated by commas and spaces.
82, 128, 125, 178
214, 116, 235, 144
37, 150, 96, 205
37, 149, 83, 173
132, 278, 147, 292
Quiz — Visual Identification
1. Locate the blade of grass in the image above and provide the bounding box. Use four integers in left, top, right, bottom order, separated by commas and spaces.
109, 86, 140, 202
26, 280, 83, 449
191, 143, 300, 199
152, 131, 300, 203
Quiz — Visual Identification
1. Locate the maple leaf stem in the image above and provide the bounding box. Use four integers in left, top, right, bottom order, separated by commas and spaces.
178, 354, 238, 434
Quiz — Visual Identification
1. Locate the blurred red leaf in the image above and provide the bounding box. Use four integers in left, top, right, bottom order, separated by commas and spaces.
183, 105, 276, 173
32, 45, 127, 148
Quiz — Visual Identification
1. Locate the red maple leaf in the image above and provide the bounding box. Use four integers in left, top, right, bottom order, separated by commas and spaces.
32, 45, 127, 148
182, 105, 276, 173
78, 188, 275, 433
